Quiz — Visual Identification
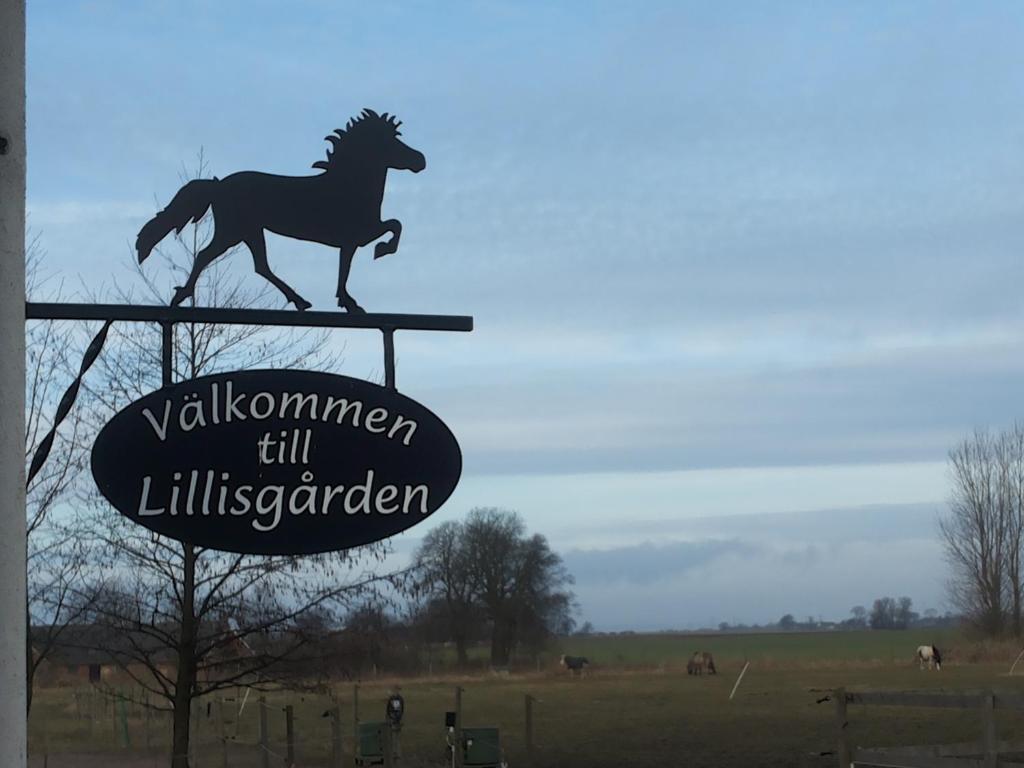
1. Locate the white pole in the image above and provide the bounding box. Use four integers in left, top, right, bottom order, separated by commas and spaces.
0, 1, 27, 766
728, 661, 750, 701
1010, 648, 1024, 676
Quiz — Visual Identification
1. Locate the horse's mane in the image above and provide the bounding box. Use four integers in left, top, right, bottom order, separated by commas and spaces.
313, 108, 403, 172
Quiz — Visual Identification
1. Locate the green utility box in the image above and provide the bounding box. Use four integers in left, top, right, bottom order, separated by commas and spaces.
355, 721, 387, 766
461, 726, 503, 768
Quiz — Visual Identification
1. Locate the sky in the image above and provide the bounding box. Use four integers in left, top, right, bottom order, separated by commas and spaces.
24, 1, 1024, 629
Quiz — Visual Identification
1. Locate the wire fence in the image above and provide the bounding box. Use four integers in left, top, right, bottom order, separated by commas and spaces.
29, 683, 520, 767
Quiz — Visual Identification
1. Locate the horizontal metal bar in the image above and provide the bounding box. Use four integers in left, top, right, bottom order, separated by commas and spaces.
852, 750, 1024, 768
856, 739, 1024, 758
846, 691, 984, 709
851, 751, 989, 768
26, 302, 473, 332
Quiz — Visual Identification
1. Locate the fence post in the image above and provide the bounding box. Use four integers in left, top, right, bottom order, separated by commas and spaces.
525, 694, 535, 761
87, 690, 94, 737
982, 690, 997, 768
118, 697, 130, 749
353, 683, 360, 758
383, 721, 394, 768
144, 691, 152, 750
218, 698, 228, 768
833, 687, 850, 768
454, 686, 464, 768
330, 704, 343, 768
284, 704, 295, 768
259, 696, 269, 768
193, 701, 202, 768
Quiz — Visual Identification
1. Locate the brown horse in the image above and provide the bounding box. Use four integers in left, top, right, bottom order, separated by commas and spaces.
689, 651, 717, 675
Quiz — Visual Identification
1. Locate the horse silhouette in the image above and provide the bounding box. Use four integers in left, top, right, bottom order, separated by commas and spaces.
136, 109, 425, 312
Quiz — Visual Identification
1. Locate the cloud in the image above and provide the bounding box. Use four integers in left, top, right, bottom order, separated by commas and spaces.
562, 504, 947, 630
570, 536, 945, 631
564, 539, 759, 586
28, 200, 153, 228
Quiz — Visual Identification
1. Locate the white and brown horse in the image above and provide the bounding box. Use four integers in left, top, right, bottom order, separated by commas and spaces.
916, 644, 942, 670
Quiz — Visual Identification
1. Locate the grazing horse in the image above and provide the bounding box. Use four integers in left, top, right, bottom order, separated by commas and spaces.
560, 654, 590, 677
916, 645, 942, 670
136, 109, 426, 313
690, 651, 717, 675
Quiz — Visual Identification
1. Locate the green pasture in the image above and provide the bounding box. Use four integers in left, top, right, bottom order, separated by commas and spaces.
553, 627, 962, 667
27, 629, 1024, 768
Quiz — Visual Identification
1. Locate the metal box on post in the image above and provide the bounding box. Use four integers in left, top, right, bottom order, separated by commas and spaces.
461, 727, 503, 768
355, 721, 387, 766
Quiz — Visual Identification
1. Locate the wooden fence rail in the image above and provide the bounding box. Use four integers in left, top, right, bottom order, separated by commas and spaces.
820, 688, 1024, 768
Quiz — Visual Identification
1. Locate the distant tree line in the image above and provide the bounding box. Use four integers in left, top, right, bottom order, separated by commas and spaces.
709, 597, 954, 634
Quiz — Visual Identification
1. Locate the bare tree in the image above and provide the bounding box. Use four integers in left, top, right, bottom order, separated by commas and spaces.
24, 237, 98, 713
998, 424, 1024, 635
413, 521, 478, 666
75, 155, 405, 768
413, 508, 574, 668
940, 429, 1011, 635
462, 507, 574, 667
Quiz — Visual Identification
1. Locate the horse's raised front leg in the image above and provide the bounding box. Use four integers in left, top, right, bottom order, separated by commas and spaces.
336, 244, 364, 313
171, 232, 234, 306
373, 219, 402, 260
245, 232, 311, 311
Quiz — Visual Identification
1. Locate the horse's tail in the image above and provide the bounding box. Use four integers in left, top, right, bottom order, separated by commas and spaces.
136, 179, 219, 263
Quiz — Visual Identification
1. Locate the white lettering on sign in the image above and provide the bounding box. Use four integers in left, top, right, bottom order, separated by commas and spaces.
131, 377, 429, 534
135, 469, 430, 532
141, 382, 419, 446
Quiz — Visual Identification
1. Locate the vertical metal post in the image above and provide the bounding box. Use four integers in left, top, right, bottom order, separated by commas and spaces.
330, 704, 343, 768
284, 704, 295, 767
118, 697, 129, 748
833, 687, 850, 768
217, 698, 228, 768
982, 690, 997, 768
0, 3, 27, 766
161, 321, 174, 386
353, 683, 360, 756
383, 721, 394, 768
454, 687, 463, 768
144, 691, 152, 749
258, 696, 269, 768
525, 694, 535, 762
382, 327, 396, 389
193, 700, 202, 768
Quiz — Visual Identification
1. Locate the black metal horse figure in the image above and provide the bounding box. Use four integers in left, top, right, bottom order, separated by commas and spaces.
136, 109, 425, 313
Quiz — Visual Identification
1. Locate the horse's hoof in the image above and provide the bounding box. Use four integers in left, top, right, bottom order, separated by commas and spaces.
374, 242, 392, 260
337, 296, 366, 314
293, 297, 312, 311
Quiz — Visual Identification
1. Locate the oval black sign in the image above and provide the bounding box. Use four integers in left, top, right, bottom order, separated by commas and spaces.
91, 370, 462, 555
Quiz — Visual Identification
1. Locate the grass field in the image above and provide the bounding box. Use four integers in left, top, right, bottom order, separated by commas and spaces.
553, 627, 962, 666
26, 629, 1024, 768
